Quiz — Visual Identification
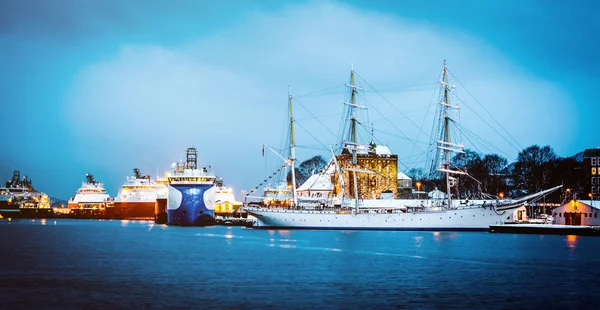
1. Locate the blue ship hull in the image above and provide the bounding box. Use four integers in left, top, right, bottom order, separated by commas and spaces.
167, 184, 215, 226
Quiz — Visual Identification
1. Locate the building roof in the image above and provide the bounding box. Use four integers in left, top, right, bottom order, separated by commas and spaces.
428, 189, 447, 199
397, 171, 411, 180
297, 173, 333, 192
583, 148, 600, 158
375, 145, 392, 155
555, 200, 600, 211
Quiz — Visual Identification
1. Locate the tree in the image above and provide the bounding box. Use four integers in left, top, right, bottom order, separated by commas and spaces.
451, 149, 485, 198
481, 154, 509, 195
287, 155, 328, 187
512, 145, 558, 194
406, 168, 426, 182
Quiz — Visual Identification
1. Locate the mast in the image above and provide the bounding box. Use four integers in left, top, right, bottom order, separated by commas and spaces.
437, 60, 465, 209
350, 68, 359, 213
443, 61, 452, 209
289, 87, 298, 206
350, 69, 358, 144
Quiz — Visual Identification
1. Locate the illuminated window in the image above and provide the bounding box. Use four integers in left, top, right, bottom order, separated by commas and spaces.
593, 168, 597, 175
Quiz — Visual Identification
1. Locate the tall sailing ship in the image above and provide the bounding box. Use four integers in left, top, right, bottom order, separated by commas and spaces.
67, 174, 113, 217
244, 62, 561, 230
166, 147, 218, 226
112, 168, 159, 220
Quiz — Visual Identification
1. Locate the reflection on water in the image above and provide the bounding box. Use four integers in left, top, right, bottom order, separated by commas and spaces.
414, 236, 423, 247
565, 235, 579, 251
1, 220, 599, 309
433, 231, 459, 243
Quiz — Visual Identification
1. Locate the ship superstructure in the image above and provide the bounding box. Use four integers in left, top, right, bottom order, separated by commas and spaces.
67, 174, 113, 217
166, 147, 217, 226
0, 170, 53, 218
113, 168, 158, 220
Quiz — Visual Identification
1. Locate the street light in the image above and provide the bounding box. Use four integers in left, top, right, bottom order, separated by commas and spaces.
589, 193, 593, 200
499, 192, 504, 200
416, 181, 422, 200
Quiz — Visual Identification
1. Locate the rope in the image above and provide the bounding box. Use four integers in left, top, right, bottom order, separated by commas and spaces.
448, 70, 524, 152
245, 163, 289, 197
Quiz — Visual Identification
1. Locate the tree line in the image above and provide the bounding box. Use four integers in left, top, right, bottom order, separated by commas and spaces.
407, 145, 583, 201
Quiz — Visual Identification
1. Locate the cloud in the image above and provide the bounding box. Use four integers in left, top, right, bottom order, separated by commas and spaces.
65, 1, 574, 195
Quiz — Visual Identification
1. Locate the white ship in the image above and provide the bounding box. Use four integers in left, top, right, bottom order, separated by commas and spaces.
112, 168, 158, 220
68, 174, 113, 217
244, 62, 561, 230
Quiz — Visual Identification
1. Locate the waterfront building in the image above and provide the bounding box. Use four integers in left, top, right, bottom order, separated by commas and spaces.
552, 200, 600, 226
583, 148, 600, 200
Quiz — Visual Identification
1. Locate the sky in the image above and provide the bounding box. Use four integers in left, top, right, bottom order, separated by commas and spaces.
0, 0, 598, 200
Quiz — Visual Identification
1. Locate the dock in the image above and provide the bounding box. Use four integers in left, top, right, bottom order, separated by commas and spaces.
214, 216, 255, 227
489, 224, 600, 236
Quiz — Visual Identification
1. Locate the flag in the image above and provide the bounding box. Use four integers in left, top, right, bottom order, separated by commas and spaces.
262, 145, 265, 157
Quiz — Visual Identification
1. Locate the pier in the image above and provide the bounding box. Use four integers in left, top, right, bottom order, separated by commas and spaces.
489, 224, 600, 236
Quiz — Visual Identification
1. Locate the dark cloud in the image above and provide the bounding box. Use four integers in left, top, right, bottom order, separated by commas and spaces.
0, 0, 256, 42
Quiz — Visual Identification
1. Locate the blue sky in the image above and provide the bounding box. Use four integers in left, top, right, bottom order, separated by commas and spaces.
0, 0, 598, 200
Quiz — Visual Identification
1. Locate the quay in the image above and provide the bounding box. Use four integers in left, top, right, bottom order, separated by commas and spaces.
489, 224, 600, 236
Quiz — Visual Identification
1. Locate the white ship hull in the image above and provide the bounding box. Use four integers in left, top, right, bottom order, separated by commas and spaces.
245, 206, 524, 231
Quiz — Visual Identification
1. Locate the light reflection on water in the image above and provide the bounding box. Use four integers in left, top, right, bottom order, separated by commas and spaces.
1, 220, 599, 309
566, 234, 579, 250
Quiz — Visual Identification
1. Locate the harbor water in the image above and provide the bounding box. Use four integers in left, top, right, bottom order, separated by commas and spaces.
1, 219, 599, 309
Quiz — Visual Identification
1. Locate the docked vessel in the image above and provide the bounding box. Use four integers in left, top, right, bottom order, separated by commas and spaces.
244, 62, 562, 230
112, 169, 158, 220
67, 174, 113, 217
154, 174, 169, 224
213, 178, 243, 214
166, 147, 217, 226
0, 170, 54, 218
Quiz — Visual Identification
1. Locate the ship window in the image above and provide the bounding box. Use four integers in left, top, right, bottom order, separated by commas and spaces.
559, 213, 562, 217
596, 213, 598, 218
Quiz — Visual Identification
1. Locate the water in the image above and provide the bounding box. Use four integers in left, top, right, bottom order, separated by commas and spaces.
1, 219, 599, 309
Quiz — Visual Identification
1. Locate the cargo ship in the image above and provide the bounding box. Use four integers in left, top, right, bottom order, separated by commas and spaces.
166, 147, 217, 226
67, 174, 113, 217
112, 168, 158, 220
0, 170, 54, 218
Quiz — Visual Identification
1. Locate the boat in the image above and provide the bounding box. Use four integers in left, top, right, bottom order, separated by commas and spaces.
166, 147, 218, 226
244, 62, 562, 230
213, 178, 243, 214
112, 168, 158, 220
0, 170, 54, 218
67, 174, 113, 218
